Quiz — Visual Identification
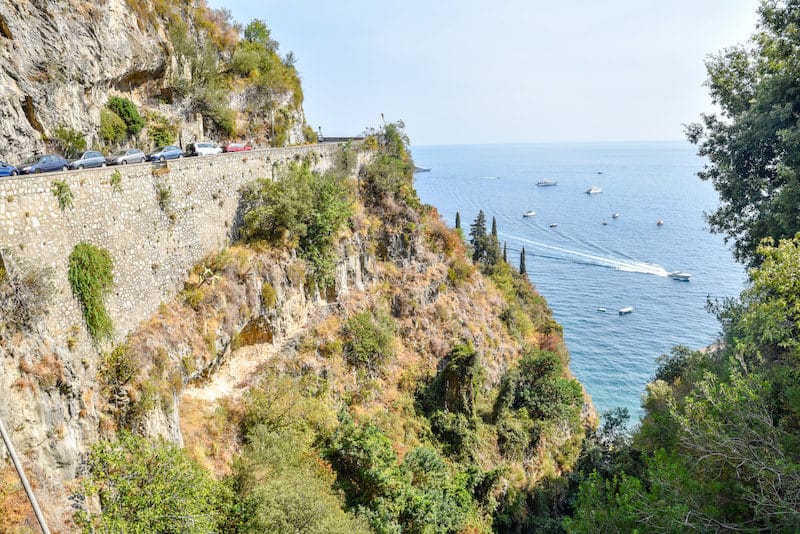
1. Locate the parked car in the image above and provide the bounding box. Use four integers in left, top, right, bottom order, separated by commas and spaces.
185, 142, 222, 157
18, 154, 69, 174
69, 150, 107, 170
107, 148, 146, 165
148, 145, 184, 162
222, 142, 253, 153
0, 160, 19, 176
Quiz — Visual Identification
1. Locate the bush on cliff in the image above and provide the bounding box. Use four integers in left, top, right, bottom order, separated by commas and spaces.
240, 163, 353, 288
107, 96, 145, 137
68, 242, 114, 340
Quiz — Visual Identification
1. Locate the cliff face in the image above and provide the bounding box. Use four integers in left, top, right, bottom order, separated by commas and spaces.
0, 0, 307, 163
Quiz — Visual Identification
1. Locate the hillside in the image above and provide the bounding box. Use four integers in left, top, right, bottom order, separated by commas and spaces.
0, 120, 592, 531
0, 0, 311, 162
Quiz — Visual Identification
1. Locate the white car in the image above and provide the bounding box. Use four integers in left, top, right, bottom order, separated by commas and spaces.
186, 142, 222, 157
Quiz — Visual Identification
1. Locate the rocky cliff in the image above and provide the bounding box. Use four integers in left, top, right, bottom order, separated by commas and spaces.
0, 0, 307, 163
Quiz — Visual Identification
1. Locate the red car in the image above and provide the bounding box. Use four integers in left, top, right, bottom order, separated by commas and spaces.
222, 142, 253, 153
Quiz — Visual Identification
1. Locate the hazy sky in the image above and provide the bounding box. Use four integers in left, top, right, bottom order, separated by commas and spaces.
208, 0, 761, 145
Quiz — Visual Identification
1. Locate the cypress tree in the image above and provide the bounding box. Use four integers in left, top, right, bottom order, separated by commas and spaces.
470, 210, 487, 263
491, 216, 497, 237
455, 211, 461, 229
503, 242, 507, 263
520, 246, 527, 276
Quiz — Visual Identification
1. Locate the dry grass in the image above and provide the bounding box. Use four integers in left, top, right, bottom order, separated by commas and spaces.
0, 466, 37, 533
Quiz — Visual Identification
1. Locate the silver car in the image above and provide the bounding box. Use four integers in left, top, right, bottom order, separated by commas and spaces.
106, 148, 146, 165
70, 150, 107, 170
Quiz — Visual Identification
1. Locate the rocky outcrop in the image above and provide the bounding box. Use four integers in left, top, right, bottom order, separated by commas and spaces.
0, 0, 308, 163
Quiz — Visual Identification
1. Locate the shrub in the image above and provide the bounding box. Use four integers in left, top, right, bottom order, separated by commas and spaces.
51, 125, 86, 159
75, 432, 226, 533
240, 163, 353, 288
99, 108, 126, 145
260, 282, 277, 308
0, 255, 54, 332
68, 243, 114, 340
51, 179, 73, 210
342, 309, 396, 372
145, 111, 178, 147
109, 170, 122, 192
106, 96, 144, 136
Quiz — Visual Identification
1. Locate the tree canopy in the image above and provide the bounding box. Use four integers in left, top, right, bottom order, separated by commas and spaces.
687, 0, 800, 266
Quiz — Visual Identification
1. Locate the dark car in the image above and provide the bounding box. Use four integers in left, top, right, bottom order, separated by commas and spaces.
70, 150, 107, 170
0, 160, 19, 177
18, 154, 69, 174
148, 146, 184, 162
107, 148, 146, 165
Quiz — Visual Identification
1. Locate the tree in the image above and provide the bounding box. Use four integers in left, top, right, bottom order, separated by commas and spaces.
519, 246, 526, 276
503, 242, 507, 263
491, 216, 497, 238
455, 211, 461, 229
106, 96, 144, 137
99, 109, 126, 145
686, 1, 800, 266
75, 432, 225, 533
244, 19, 278, 51
469, 210, 487, 263
52, 126, 86, 159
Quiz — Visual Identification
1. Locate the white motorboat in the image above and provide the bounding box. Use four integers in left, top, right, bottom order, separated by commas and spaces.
657, 219, 664, 226
668, 271, 692, 281
597, 307, 607, 312
537, 179, 558, 186
601, 220, 608, 225
618, 306, 634, 315
612, 213, 620, 219
586, 186, 603, 194
522, 210, 536, 217
549, 223, 558, 228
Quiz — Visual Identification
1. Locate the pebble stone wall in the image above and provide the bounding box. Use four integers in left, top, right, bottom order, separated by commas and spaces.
0, 143, 356, 340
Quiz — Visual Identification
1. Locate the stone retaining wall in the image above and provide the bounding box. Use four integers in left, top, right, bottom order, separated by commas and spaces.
0, 142, 360, 339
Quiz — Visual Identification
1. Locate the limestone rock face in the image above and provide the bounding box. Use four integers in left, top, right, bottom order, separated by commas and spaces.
0, 0, 167, 160
0, 0, 308, 163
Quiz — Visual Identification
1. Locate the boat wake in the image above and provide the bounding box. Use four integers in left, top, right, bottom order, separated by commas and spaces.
501, 232, 669, 277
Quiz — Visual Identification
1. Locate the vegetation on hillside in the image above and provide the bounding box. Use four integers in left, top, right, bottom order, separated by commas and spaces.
71, 123, 587, 532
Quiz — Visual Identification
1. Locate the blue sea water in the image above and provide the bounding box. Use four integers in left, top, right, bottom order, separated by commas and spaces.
411, 142, 746, 421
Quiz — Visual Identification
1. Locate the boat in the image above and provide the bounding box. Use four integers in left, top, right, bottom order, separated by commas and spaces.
597, 171, 604, 174
549, 223, 558, 228
601, 220, 608, 225
536, 179, 558, 187
618, 306, 634, 315
612, 213, 620, 219
657, 219, 664, 226
522, 210, 536, 217
597, 307, 607, 312
585, 186, 603, 194
668, 271, 692, 281
414, 166, 431, 173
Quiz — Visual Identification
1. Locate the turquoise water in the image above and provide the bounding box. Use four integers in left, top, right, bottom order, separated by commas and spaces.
411, 142, 746, 421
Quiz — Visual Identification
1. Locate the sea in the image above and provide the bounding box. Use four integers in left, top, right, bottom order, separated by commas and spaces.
411, 141, 746, 422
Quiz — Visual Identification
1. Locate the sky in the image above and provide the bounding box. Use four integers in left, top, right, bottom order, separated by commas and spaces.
208, 0, 762, 146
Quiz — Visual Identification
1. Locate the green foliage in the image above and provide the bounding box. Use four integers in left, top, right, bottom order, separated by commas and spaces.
109, 169, 122, 192
240, 163, 353, 288
100, 108, 127, 145
154, 180, 173, 215
243, 19, 277, 50
146, 111, 178, 147
260, 281, 277, 308
342, 309, 396, 372
75, 432, 226, 534
361, 121, 419, 212
495, 349, 582, 423
51, 179, 73, 210
303, 124, 318, 143
68, 242, 114, 340
52, 125, 86, 159
323, 413, 478, 533
685, 1, 800, 266
228, 426, 369, 534
107, 96, 144, 137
